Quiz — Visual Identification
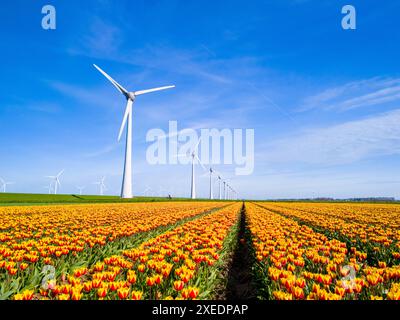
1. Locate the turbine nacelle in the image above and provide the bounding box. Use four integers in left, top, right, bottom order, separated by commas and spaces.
128, 92, 136, 101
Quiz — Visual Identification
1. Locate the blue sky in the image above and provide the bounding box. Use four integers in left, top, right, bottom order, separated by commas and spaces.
1, 0, 400, 199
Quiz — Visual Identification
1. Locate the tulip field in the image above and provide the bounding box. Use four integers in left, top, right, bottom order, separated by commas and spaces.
1, 200, 400, 300
249, 202, 400, 300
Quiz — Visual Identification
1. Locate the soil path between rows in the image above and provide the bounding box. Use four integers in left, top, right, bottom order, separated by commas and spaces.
226, 203, 257, 300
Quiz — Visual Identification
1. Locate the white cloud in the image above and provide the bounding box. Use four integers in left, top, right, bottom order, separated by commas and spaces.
263, 108, 400, 165
300, 77, 400, 112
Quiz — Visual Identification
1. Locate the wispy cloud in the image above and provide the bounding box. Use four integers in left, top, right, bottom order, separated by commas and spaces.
263, 108, 400, 165
83, 143, 119, 158
49, 81, 121, 110
300, 77, 400, 112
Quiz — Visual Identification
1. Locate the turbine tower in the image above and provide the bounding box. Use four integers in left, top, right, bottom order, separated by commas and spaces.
218, 175, 222, 200
177, 138, 205, 199
93, 64, 175, 198
189, 139, 205, 199
223, 181, 226, 200
45, 170, 64, 195
94, 176, 106, 195
209, 167, 214, 200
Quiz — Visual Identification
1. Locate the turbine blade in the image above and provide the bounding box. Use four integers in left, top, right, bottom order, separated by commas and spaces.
194, 137, 202, 152
195, 154, 206, 171
93, 64, 129, 96
134, 85, 175, 96
118, 100, 132, 142
57, 169, 64, 177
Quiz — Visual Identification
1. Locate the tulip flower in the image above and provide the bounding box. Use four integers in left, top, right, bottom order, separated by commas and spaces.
117, 287, 130, 299
109, 282, 119, 292
292, 287, 304, 299
83, 281, 92, 292
188, 287, 199, 299
173, 280, 184, 291
71, 289, 82, 301
181, 288, 190, 299
146, 276, 155, 287
97, 287, 108, 298
127, 270, 137, 284
58, 294, 70, 300
138, 264, 146, 273
92, 279, 102, 289
131, 291, 143, 300
19, 262, 29, 270
387, 291, 400, 300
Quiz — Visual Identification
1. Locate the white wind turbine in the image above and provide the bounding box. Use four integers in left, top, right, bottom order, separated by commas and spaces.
223, 181, 227, 200
217, 175, 222, 200
93, 64, 175, 199
208, 167, 214, 200
45, 170, 64, 195
0, 178, 14, 193
76, 186, 85, 195
158, 186, 167, 197
143, 186, 152, 197
177, 138, 206, 199
94, 176, 106, 195
44, 185, 52, 194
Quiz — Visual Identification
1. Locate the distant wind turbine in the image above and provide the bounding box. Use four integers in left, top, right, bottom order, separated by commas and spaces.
0, 178, 14, 193
45, 170, 64, 195
76, 186, 85, 195
223, 181, 227, 200
44, 185, 52, 194
218, 175, 222, 200
177, 138, 205, 199
94, 176, 106, 195
208, 168, 214, 200
143, 186, 152, 196
93, 64, 174, 199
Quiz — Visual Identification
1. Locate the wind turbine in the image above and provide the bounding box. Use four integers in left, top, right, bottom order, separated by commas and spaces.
217, 175, 222, 200
76, 186, 85, 195
0, 178, 14, 193
93, 64, 175, 199
158, 186, 168, 197
45, 170, 64, 195
44, 185, 52, 194
223, 181, 227, 200
94, 176, 106, 195
143, 186, 151, 197
177, 138, 206, 199
208, 168, 214, 200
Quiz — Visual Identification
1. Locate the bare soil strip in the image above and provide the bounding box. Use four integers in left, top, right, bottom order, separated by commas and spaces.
225, 203, 258, 300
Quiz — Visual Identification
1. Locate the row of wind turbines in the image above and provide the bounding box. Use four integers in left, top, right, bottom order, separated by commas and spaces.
92, 64, 239, 200
43, 170, 106, 196
176, 138, 238, 200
